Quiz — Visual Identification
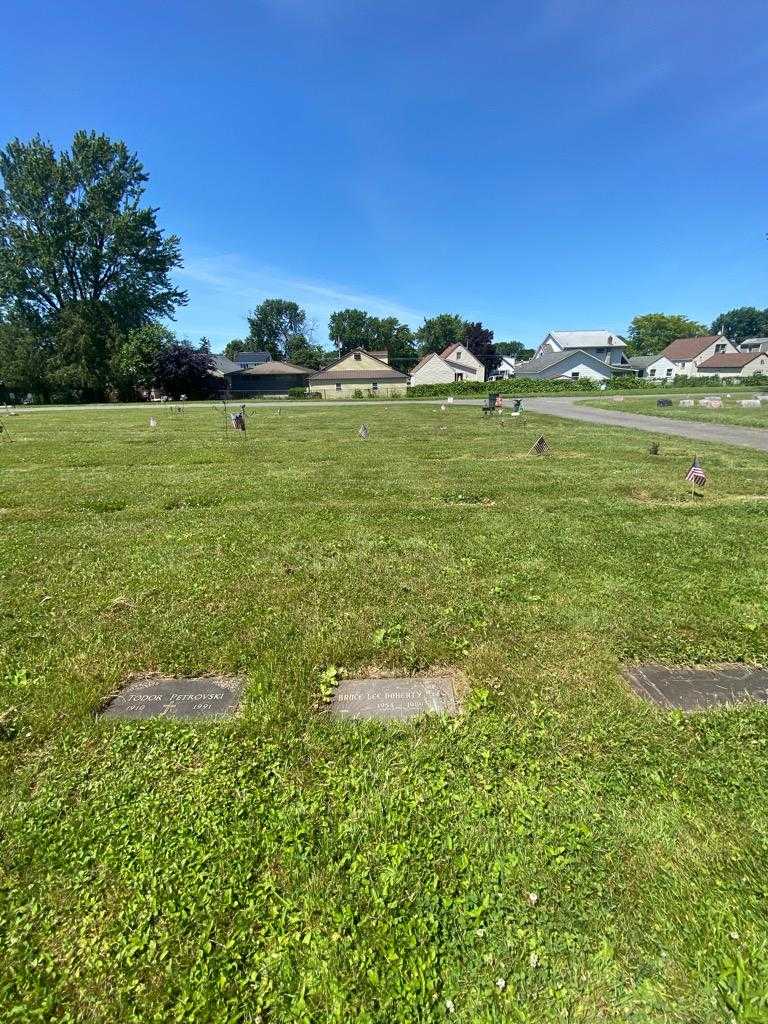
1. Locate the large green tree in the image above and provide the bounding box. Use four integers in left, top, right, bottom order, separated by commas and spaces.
246, 299, 307, 359
626, 313, 707, 356
415, 313, 467, 356
327, 308, 415, 369
0, 132, 186, 329
328, 308, 377, 354
462, 321, 497, 371
711, 307, 768, 345
111, 323, 175, 396
495, 340, 534, 360
0, 131, 186, 399
0, 318, 52, 401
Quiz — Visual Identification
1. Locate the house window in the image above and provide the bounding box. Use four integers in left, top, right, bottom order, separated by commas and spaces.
455, 349, 462, 358
666, 368, 673, 377
335, 383, 342, 392
353, 352, 361, 360
371, 381, 378, 391
571, 371, 580, 379
649, 368, 656, 377
715, 343, 726, 353
454, 372, 464, 382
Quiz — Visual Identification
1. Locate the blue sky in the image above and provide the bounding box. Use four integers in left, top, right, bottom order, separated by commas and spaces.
3, 0, 768, 350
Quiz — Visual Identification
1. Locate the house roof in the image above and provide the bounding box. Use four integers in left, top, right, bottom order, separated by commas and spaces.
515, 349, 614, 376
660, 336, 724, 359
211, 354, 242, 374
440, 342, 477, 361
236, 350, 271, 362
369, 350, 388, 362
628, 356, 656, 369
310, 348, 407, 382
411, 352, 440, 373
697, 352, 764, 370
740, 338, 768, 350
546, 331, 627, 349
243, 359, 313, 376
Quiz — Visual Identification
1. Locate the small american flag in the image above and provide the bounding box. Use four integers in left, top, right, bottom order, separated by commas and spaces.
358, 423, 369, 440
528, 435, 551, 456
685, 457, 706, 488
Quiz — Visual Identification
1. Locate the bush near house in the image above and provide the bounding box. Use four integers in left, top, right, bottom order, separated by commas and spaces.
406, 373, 768, 400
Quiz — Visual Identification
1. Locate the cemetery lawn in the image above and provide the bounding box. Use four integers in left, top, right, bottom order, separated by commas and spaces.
586, 394, 768, 429
2, 403, 768, 1023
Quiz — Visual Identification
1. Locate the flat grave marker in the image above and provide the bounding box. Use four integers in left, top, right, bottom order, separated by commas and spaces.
101, 675, 242, 720
329, 676, 458, 721
625, 663, 768, 712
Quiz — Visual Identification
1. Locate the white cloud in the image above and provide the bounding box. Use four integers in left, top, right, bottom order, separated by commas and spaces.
173, 252, 423, 348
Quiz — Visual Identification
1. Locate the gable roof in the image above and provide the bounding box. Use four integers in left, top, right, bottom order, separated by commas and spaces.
211, 354, 242, 374
660, 336, 725, 360
440, 342, 480, 362
310, 348, 407, 382
515, 349, 614, 376
628, 356, 656, 369
243, 359, 313, 376
545, 331, 627, 349
697, 352, 766, 370
411, 352, 441, 373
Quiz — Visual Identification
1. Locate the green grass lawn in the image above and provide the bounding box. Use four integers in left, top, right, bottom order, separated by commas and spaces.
586, 394, 768, 429
2, 403, 768, 1023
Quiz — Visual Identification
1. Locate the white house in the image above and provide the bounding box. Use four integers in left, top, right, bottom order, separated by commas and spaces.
657, 335, 736, 376
514, 349, 615, 382
739, 338, 768, 353
489, 355, 516, 380
696, 350, 768, 378
409, 343, 485, 386
534, 331, 631, 369
627, 354, 678, 381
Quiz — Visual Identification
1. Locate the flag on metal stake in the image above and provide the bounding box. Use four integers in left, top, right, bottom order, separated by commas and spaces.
149, 416, 157, 428
528, 435, 551, 456
685, 456, 706, 492
358, 423, 369, 440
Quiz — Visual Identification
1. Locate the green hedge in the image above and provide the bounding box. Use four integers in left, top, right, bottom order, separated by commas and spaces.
406, 372, 768, 400
406, 378, 601, 398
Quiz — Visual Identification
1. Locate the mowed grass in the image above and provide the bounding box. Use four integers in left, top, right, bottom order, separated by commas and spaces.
1, 403, 768, 1023
587, 393, 768, 429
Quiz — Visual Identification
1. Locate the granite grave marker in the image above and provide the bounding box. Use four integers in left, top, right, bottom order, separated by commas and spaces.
329, 676, 458, 721
624, 664, 768, 711
101, 676, 241, 720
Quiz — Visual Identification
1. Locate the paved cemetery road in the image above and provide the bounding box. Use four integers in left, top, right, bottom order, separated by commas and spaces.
521, 397, 768, 453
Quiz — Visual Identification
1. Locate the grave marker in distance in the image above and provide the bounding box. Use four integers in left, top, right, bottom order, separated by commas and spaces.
329, 676, 458, 721
101, 676, 241, 720
624, 663, 768, 711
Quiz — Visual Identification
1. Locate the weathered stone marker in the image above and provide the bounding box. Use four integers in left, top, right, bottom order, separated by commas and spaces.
329, 676, 458, 721
625, 664, 768, 711
101, 676, 241, 720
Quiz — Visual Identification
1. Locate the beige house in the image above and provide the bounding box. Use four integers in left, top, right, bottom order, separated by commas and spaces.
409, 342, 485, 386
696, 351, 768, 378
309, 348, 408, 399
658, 334, 737, 375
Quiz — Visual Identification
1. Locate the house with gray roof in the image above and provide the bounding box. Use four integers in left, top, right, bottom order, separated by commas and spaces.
210, 356, 313, 397
534, 331, 631, 370
628, 353, 677, 381
514, 348, 621, 382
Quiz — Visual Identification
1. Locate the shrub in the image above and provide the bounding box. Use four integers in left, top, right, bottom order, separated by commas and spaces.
288, 387, 319, 400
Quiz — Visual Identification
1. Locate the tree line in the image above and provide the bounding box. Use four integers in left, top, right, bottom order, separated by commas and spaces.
223, 301, 534, 374
0, 130, 764, 402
